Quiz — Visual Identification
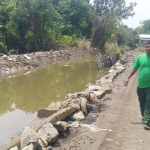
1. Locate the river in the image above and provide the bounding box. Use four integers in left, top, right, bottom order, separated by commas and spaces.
0, 60, 109, 147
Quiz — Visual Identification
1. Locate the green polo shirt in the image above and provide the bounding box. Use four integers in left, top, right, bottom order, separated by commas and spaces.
132, 54, 150, 88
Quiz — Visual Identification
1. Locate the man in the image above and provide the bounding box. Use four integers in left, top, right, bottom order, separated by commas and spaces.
124, 43, 150, 130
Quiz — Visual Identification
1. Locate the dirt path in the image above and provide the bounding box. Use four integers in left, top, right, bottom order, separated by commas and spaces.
52, 51, 150, 150
98, 63, 150, 150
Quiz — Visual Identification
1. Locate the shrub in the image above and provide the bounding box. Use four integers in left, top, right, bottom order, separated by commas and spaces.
59, 34, 77, 48
0, 42, 8, 55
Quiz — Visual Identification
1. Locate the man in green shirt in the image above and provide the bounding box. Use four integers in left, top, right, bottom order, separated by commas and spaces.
125, 43, 150, 130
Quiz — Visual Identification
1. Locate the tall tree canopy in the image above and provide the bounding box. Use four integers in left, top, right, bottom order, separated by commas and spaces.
0, 0, 62, 54
57, 0, 93, 37
93, 0, 136, 18
91, 0, 136, 51
0, 0, 136, 55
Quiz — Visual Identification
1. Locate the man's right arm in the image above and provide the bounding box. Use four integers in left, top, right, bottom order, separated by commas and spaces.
124, 69, 137, 86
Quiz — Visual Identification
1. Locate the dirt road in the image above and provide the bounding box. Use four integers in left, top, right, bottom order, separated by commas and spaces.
53, 51, 150, 150
98, 62, 150, 150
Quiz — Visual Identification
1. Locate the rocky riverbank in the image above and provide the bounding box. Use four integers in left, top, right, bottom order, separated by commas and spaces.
0, 51, 131, 150
1, 48, 144, 150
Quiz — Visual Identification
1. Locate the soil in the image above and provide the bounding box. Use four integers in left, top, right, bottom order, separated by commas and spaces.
0, 48, 99, 78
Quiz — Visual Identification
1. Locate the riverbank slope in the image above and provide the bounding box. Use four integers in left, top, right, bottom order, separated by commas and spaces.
52, 49, 150, 150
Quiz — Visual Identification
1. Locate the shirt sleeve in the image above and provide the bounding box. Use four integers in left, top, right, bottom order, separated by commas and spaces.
132, 56, 139, 70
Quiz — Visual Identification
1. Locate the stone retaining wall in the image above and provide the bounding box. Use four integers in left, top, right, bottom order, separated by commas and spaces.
97, 54, 118, 69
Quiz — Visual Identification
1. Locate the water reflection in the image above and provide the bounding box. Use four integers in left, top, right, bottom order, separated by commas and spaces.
0, 60, 109, 146
0, 109, 36, 146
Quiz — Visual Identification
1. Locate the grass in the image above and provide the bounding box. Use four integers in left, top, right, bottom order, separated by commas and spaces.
77, 39, 92, 50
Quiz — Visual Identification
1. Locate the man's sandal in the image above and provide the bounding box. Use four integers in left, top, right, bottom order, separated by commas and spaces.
144, 125, 150, 130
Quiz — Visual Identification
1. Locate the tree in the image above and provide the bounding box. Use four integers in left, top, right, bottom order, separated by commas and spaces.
57, 0, 93, 38
5, 0, 62, 54
91, 0, 136, 52
93, 0, 136, 19
91, 15, 117, 51
0, 0, 14, 54
136, 19, 150, 34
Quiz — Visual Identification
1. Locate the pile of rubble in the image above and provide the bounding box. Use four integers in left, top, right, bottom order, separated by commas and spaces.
0, 49, 96, 77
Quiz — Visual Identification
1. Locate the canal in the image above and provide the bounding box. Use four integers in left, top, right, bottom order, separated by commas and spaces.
0, 60, 109, 147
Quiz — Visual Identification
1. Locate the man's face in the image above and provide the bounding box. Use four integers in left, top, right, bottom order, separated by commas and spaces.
146, 44, 150, 56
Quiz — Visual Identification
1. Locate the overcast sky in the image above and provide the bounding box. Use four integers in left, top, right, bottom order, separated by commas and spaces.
123, 0, 150, 29
90, 0, 150, 29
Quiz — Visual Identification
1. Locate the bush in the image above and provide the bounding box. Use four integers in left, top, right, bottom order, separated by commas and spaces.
0, 42, 8, 55
59, 34, 77, 48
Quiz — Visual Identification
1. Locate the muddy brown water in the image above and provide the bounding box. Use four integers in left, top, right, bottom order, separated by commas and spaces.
0, 60, 109, 147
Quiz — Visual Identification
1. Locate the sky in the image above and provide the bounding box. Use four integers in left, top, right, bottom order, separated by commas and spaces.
123, 0, 150, 29
90, 0, 150, 29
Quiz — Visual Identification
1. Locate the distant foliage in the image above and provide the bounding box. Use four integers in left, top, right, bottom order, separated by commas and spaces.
136, 19, 150, 34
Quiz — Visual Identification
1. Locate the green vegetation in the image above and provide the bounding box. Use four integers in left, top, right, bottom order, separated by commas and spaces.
136, 19, 150, 34
0, 0, 137, 55
91, 0, 136, 52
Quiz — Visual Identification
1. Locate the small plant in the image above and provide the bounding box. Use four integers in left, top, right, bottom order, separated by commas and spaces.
0, 42, 8, 55
59, 34, 77, 48
115, 47, 121, 60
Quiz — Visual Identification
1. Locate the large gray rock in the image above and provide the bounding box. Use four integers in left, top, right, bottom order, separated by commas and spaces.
9, 146, 18, 150
22, 144, 35, 150
37, 108, 57, 118
53, 104, 80, 121
88, 85, 102, 91
21, 126, 39, 149
38, 136, 48, 148
65, 92, 82, 100
38, 123, 59, 144
89, 92, 100, 104
91, 91, 107, 99
37, 138, 48, 150
61, 99, 81, 110
70, 111, 85, 120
